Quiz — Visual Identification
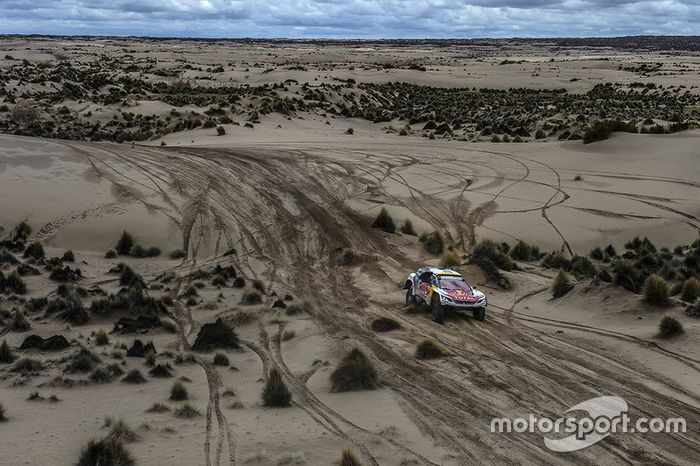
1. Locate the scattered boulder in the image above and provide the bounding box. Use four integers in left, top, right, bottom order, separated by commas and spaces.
20, 334, 70, 351
114, 316, 161, 334
191, 319, 239, 352
126, 340, 156, 358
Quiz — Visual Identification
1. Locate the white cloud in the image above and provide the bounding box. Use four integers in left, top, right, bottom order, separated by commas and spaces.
0, 0, 698, 37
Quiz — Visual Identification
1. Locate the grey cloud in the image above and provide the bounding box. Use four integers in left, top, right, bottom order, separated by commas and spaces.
0, 0, 698, 37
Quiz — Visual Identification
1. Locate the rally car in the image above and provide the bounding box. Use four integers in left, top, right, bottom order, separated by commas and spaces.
403, 267, 487, 323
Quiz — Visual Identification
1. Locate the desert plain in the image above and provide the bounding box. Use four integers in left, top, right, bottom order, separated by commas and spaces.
1, 36, 700, 465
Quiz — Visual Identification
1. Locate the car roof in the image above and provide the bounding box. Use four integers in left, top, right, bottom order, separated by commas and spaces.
418, 267, 462, 277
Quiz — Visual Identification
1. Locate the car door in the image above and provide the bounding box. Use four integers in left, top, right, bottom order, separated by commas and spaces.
417, 272, 433, 301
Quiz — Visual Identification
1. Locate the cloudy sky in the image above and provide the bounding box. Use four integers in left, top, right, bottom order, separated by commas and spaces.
1, 0, 699, 38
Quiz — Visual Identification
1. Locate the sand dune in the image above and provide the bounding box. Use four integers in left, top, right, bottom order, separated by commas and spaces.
1, 38, 700, 466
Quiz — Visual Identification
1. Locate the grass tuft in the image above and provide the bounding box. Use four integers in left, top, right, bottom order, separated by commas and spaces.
372, 208, 396, 233
174, 403, 201, 418
0, 340, 15, 364
439, 250, 461, 268
370, 317, 401, 332
170, 381, 188, 401
122, 369, 146, 384
330, 348, 379, 392
262, 367, 292, 407
552, 269, 573, 298
415, 340, 446, 359
658, 316, 683, 338
643, 274, 669, 306
339, 448, 363, 466
77, 436, 134, 466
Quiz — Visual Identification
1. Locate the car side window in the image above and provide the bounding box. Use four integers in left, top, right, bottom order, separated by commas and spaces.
418, 272, 432, 283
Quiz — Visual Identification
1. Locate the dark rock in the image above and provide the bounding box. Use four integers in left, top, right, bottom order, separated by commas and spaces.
20, 334, 70, 351
191, 318, 239, 352
114, 315, 161, 333
126, 339, 157, 357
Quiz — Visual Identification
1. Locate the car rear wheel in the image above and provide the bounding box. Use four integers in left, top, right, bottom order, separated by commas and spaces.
431, 297, 444, 324
473, 307, 486, 321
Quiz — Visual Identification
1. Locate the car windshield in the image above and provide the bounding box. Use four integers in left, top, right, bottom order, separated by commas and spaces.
438, 277, 472, 291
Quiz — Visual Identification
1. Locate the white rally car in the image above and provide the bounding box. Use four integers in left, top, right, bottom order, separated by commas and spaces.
403, 267, 487, 323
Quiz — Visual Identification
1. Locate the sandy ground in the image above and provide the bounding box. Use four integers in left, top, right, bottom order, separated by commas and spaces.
1, 126, 700, 465
1, 39, 700, 466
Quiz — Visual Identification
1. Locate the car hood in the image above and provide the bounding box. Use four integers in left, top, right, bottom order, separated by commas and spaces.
436, 288, 485, 300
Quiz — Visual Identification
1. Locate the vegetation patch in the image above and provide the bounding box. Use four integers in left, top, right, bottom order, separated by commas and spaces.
415, 340, 446, 359
330, 348, 379, 392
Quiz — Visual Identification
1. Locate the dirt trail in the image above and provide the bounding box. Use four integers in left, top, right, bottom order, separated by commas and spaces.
65, 141, 700, 465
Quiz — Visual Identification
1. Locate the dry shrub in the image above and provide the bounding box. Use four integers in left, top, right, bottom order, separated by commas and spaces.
330, 348, 379, 392
262, 367, 292, 407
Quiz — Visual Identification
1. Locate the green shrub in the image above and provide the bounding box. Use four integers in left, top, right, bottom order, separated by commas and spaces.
686, 301, 700, 317
372, 208, 396, 234
12, 357, 43, 374
339, 448, 363, 466
439, 250, 461, 268
284, 300, 314, 316
174, 403, 201, 417
472, 239, 513, 271
170, 381, 188, 401
149, 363, 173, 378
115, 231, 135, 256
77, 437, 134, 466
590, 247, 604, 260
583, 119, 636, 144
5, 272, 27, 294
212, 275, 227, 287
643, 274, 669, 306
89, 367, 113, 384
66, 347, 101, 373
240, 288, 262, 305
571, 256, 596, 279
604, 244, 617, 257
104, 417, 138, 442
614, 261, 643, 293
597, 268, 613, 283
122, 369, 146, 384
330, 348, 379, 392
95, 330, 109, 346
658, 316, 683, 338
415, 340, 446, 359
213, 353, 229, 366
510, 240, 532, 260
422, 231, 444, 255
399, 219, 416, 236
10, 309, 30, 331
0, 340, 14, 364
130, 245, 146, 258
371, 317, 401, 332
262, 368, 292, 407
552, 269, 573, 298
681, 277, 700, 303
23, 241, 45, 260
541, 252, 570, 271
169, 249, 185, 259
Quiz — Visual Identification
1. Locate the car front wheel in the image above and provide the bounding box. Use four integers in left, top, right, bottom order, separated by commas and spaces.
431, 297, 444, 324
405, 287, 416, 305
473, 307, 486, 321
